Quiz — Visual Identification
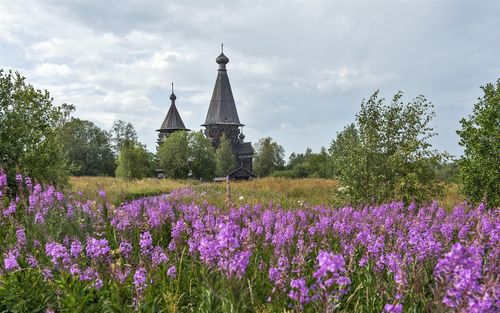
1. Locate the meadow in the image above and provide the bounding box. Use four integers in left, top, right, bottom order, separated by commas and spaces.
69, 176, 463, 210
1, 174, 497, 313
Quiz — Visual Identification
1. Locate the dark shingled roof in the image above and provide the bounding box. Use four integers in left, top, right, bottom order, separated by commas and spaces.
203, 52, 243, 126
238, 142, 254, 156
157, 92, 189, 131
229, 166, 255, 179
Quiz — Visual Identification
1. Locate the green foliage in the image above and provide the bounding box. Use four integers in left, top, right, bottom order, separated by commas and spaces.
0, 70, 72, 186
195, 270, 254, 313
253, 137, 285, 177
329, 91, 444, 205
434, 160, 459, 182
457, 79, 500, 207
215, 135, 236, 177
110, 120, 138, 156
157, 131, 190, 179
116, 140, 154, 180
0, 270, 56, 312
274, 147, 331, 178
58, 118, 116, 176
189, 131, 216, 180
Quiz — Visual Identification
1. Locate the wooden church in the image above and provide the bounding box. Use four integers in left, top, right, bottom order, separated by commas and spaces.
156, 46, 255, 179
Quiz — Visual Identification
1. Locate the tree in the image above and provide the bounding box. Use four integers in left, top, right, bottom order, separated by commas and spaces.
329, 123, 361, 178
329, 91, 444, 205
115, 140, 154, 180
110, 120, 138, 155
434, 160, 459, 183
157, 131, 189, 179
457, 79, 500, 207
253, 137, 285, 177
58, 118, 116, 176
274, 147, 331, 179
215, 135, 236, 177
0, 70, 72, 186
189, 131, 216, 180
306, 147, 330, 178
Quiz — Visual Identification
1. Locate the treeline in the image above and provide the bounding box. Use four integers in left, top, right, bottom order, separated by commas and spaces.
1, 69, 498, 206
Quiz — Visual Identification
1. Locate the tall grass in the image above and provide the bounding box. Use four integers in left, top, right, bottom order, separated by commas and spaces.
69, 176, 463, 209
69, 176, 187, 205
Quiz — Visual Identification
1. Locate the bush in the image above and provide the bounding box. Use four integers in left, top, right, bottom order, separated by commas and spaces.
330, 91, 445, 205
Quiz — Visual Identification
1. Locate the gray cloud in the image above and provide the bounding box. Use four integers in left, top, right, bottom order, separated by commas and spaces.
1, 0, 499, 158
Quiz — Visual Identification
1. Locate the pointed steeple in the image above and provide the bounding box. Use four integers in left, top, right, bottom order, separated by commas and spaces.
157, 83, 189, 135
203, 46, 243, 126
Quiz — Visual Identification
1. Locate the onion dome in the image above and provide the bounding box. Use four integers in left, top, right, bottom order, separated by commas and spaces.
216, 43, 229, 70
216, 43, 229, 65
169, 82, 177, 100
216, 52, 229, 65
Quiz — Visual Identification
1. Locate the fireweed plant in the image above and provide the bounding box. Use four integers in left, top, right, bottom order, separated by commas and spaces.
0, 171, 498, 312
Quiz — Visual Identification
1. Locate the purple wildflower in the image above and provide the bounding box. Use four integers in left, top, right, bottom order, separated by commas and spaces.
3, 248, 20, 271
95, 278, 103, 290
27, 254, 38, 268
434, 242, 486, 309
45, 242, 70, 266
34, 212, 44, 224
119, 241, 133, 258
70, 264, 80, 276
151, 246, 168, 267
15, 174, 23, 184
80, 267, 98, 281
133, 267, 147, 292
85, 237, 110, 259
16, 227, 26, 247
70, 240, 83, 258
3, 201, 16, 217
288, 278, 310, 306
139, 231, 153, 255
0, 170, 7, 188
383, 303, 403, 313
167, 265, 176, 278
312, 250, 351, 306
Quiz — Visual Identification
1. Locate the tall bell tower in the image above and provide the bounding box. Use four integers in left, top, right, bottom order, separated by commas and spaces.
202, 45, 254, 178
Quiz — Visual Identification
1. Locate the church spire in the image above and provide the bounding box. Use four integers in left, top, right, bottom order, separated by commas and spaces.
203, 46, 242, 126
157, 82, 189, 143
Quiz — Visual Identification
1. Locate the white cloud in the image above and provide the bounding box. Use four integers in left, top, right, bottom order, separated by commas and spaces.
314, 66, 382, 92
1, 0, 499, 156
34, 63, 71, 77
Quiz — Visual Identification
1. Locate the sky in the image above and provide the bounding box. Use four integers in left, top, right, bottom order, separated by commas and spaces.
1, 0, 499, 159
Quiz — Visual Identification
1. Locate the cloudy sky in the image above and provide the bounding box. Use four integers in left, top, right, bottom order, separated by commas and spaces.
1, 0, 499, 158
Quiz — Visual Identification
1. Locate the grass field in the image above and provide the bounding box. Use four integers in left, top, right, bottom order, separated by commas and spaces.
69, 176, 463, 209
69, 176, 187, 205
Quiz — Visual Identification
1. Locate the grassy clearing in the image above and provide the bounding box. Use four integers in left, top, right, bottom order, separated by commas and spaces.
68, 176, 188, 205
193, 177, 340, 208
69, 176, 463, 209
